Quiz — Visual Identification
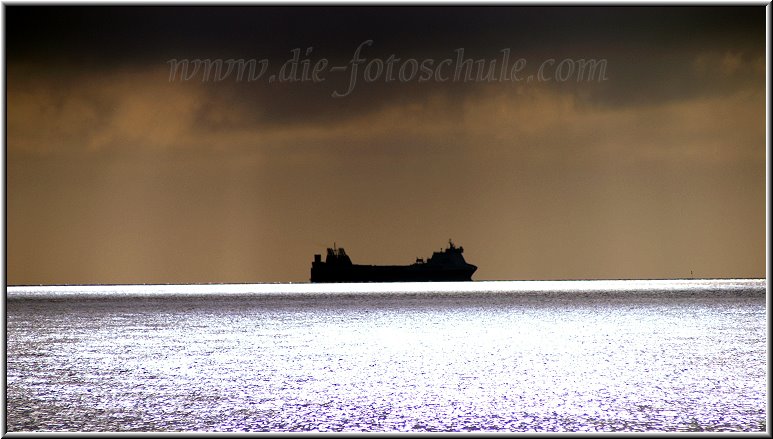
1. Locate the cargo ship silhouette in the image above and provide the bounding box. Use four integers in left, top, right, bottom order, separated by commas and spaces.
310, 240, 477, 282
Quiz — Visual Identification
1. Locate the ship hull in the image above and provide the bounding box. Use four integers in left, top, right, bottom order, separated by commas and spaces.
311, 264, 476, 283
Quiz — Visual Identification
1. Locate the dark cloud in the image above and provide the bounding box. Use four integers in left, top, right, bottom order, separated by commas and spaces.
6, 6, 764, 120
7, 6, 764, 141
7, 6, 763, 63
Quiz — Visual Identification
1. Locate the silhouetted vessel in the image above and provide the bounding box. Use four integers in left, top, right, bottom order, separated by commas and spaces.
310, 240, 477, 283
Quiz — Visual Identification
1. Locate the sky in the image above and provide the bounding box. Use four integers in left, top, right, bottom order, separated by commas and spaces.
4, 5, 767, 284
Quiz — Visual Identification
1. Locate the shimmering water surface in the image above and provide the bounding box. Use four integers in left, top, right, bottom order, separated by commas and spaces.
5, 279, 767, 432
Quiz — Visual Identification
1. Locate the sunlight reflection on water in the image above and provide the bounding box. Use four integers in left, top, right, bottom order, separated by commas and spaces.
6, 279, 767, 432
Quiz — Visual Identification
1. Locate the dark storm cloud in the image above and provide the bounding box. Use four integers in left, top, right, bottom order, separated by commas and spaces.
6, 6, 764, 141
7, 5, 763, 93
6, 6, 762, 62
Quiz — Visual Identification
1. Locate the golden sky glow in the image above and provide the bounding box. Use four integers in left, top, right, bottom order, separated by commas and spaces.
4, 6, 766, 284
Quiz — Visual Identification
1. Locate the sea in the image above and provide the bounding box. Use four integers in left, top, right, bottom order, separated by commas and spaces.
5, 279, 768, 433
